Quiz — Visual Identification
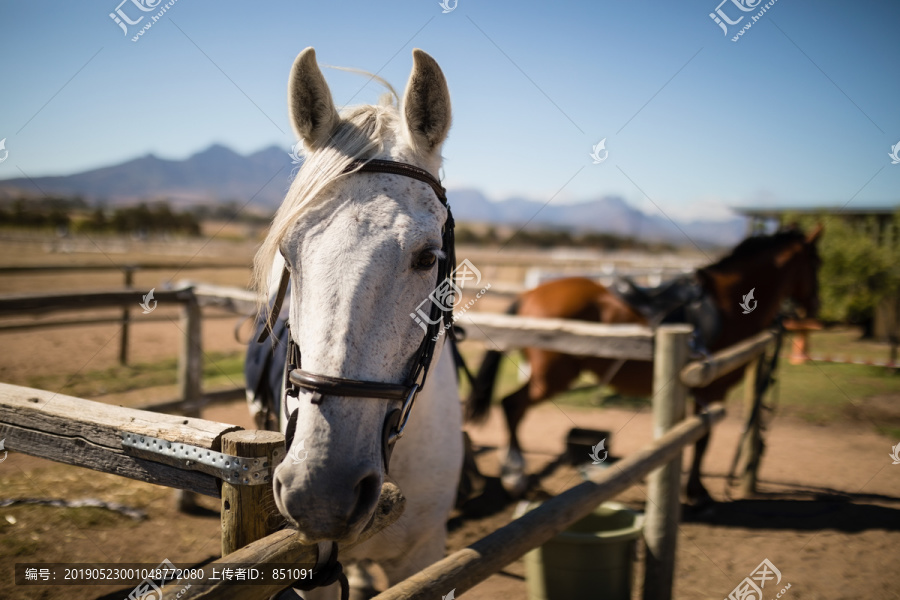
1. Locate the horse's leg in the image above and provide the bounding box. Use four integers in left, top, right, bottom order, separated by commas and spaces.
499, 383, 532, 496
455, 431, 485, 507
500, 350, 583, 496
686, 394, 714, 508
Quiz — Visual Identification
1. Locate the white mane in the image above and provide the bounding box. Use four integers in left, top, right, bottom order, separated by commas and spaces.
252, 95, 401, 305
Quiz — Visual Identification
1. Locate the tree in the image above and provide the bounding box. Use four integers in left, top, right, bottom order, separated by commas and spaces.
792, 212, 900, 327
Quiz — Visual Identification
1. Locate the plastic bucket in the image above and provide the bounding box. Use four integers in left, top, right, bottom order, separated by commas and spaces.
524, 501, 644, 600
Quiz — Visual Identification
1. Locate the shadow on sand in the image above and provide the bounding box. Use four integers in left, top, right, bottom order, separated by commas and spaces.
683, 481, 900, 533
452, 446, 900, 538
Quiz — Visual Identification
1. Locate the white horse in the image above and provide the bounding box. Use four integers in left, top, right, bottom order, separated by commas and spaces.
252, 47, 463, 599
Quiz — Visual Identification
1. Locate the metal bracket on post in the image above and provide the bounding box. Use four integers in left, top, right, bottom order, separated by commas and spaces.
121, 433, 283, 485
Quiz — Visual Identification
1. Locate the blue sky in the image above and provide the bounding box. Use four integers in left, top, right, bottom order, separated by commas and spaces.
0, 0, 897, 221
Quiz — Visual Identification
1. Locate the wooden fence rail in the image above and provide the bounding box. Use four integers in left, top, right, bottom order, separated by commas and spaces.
679, 330, 775, 388
0, 284, 257, 317
0, 288, 196, 315
159, 482, 407, 600
373, 404, 726, 600
679, 329, 780, 496
0, 312, 242, 333
0, 382, 241, 497
672, 328, 782, 582
191, 283, 258, 315
0, 263, 249, 274
459, 311, 654, 361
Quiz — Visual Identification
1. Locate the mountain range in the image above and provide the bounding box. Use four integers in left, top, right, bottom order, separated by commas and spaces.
446, 189, 746, 247
0, 144, 294, 209
0, 144, 746, 247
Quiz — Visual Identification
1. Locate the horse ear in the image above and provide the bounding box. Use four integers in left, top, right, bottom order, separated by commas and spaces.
288, 47, 340, 149
806, 223, 824, 244
403, 49, 452, 154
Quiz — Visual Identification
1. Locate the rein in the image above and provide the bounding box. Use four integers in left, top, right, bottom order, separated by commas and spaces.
726, 317, 786, 492
259, 157, 456, 472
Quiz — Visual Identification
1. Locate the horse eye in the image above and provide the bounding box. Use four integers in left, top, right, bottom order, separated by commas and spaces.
412, 250, 437, 271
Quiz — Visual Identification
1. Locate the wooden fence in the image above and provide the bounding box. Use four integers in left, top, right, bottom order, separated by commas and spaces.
365, 313, 778, 600
0, 282, 257, 413
0, 281, 257, 513
680, 329, 778, 496
0, 262, 248, 364
0, 282, 779, 599
0, 379, 416, 598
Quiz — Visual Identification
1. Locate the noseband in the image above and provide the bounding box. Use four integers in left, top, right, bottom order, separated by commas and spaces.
259, 158, 455, 471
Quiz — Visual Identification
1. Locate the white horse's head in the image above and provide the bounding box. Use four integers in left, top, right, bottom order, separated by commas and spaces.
255, 47, 452, 545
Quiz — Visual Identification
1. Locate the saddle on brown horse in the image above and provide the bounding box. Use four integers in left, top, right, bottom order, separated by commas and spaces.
611, 274, 721, 355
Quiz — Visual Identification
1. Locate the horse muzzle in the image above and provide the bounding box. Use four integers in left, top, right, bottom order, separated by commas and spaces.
273, 453, 383, 544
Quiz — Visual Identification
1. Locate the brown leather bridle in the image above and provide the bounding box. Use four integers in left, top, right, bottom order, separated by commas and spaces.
258, 158, 456, 471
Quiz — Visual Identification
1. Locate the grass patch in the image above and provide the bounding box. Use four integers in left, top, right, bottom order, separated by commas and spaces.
23, 351, 246, 398
881, 426, 900, 439
456, 327, 900, 434
808, 326, 897, 363
456, 343, 650, 413
724, 359, 897, 423
57, 506, 136, 528
0, 504, 138, 560
0, 530, 40, 557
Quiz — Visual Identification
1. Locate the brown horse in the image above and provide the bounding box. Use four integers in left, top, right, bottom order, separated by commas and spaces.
466, 225, 822, 505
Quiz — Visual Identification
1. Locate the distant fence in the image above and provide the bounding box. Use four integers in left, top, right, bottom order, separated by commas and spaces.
0, 282, 258, 413
0, 263, 249, 275
0, 262, 250, 365
444, 246, 706, 297
0, 230, 261, 261
523, 264, 697, 290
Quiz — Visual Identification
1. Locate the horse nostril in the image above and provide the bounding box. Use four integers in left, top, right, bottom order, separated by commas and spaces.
349, 472, 381, 525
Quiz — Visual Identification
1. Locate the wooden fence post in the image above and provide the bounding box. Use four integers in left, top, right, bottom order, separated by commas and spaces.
177, 293, 203, 411
161, 483, 407, 600
175, 293, 203, 512
119, 267, 134, 365
221, 430, 285, 556
740, 356, 762, 496
643, 324, 692, 600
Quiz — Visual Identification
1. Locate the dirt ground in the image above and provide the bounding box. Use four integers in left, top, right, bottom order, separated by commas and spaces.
2, 391, 899, 600
459, 402, 900, 600
1, 243, 899, 599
